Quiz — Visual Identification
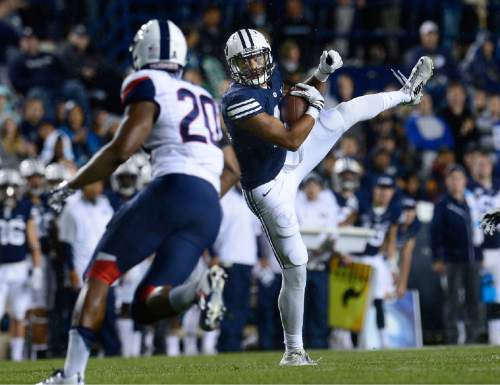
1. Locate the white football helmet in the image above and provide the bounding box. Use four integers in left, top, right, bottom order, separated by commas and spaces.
20, 159, 45, 196
20, 159, 45, 178
111, 159, 140, 198
332, 157, 363, 193
45, 163, 71, 188
0, 168, 25, 203
130, 19, 187, 74
225, 29, 274, 86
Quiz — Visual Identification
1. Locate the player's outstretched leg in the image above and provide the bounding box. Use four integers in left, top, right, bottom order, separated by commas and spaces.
292, 56, 434, 184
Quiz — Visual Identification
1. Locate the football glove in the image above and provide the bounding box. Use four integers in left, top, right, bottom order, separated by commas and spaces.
48, 181, 75, 213
314, 50, 343, 82
290, 83, 325, 119
480, 208, 500, 236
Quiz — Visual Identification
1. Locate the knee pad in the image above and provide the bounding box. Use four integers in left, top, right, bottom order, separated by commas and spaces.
374, 299, 385, 329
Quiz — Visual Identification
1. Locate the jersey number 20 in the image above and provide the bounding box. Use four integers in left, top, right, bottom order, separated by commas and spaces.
177, 89, 222, 145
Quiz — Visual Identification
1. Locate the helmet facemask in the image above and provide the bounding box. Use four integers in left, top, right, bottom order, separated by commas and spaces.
228, 47, 273, 86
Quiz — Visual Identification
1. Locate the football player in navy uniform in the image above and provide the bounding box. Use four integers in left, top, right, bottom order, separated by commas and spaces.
222, 28, 432, 364
469, 151, 500, 344
347, 175, 401, 348
38, 19, 239, 384
396, 197, 421, 298
0, 169, 43, 361
19, 159, 55, 359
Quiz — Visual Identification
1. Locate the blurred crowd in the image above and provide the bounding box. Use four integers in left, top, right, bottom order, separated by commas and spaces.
0, 0, 500, 360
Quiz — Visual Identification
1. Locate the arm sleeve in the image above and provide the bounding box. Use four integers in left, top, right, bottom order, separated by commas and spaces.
223, 92, 263, 121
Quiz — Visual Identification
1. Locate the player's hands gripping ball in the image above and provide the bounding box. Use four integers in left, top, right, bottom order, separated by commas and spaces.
290, 83, 325, 114
480, 208, 500, 235
48, 181, 75, 213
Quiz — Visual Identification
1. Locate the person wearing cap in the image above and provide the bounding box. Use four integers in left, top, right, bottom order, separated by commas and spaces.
405, 20, 454, 89
8, 27, 69, 97
296, 172, 340, 348
431, 164, 483, 344
347, 174, 401, 348
395, 197, 420, 297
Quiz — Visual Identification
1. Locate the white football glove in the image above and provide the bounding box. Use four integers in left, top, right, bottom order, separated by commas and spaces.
290, 83, 325, 119
48, 181, 75, 213
30, 267, 43, 291
480, 208, 500, 236
314, 50, 343, 82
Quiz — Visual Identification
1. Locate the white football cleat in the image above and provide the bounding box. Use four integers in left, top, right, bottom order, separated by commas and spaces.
391, 56, 434, 105
197, 265, 227, 331
279, 348, 318, 366
36, 370, 84, 385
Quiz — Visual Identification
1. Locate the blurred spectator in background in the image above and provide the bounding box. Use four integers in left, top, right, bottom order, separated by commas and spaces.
57, 181, 120, 356
1, 116, 32, 166
59, 101, 101, 166
20, 97, 44, 144
461, 32, 499, 91
199, 4, 225, 61
38, 130, 74, 167
279, 40, 303, 86
405, 21, 454, 98
8, 28, 67, 100
211, 186, 261, 352
468, 151, 500, 345
405, 93, 454, 173
329, 0, 355, 58
0, 85, 18, 124
234, 0, 271, 34
439, 82, 478, 165
296, 173, 339, 348
274, 0, 314, 67
331, 157, 363, 226
431, 164, 483, 344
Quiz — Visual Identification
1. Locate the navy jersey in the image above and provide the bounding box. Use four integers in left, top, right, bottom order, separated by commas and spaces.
468, 179, 500, 249
221, 67, 286, 190
355, 202, 401, 256
397, 216, 421, 249
23, 195, 54, 255
0, 199, 32, 263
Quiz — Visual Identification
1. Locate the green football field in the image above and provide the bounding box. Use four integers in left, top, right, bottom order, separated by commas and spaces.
1, 346, 500, 384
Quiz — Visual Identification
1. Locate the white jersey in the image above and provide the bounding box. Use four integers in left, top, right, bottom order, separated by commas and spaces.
120, 69, 224, 192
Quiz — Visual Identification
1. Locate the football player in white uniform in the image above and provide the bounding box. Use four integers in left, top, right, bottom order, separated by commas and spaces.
221, 28, 433, 365
38, 19, 239, 384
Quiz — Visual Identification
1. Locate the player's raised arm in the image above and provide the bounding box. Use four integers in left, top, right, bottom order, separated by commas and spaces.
305, 49, 343, 89
48, 101, 157, 211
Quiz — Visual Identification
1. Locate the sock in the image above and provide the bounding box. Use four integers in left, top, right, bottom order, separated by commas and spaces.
10, 337, 24, 361
63, 327, 95, 378
168, 281, 199, 313
183, 335, 198, 356
278, 264, 306, 353
166, 335, 180, 356
202, 330, 218, 355
117, 318, 134, 357
488, 320, 500, 345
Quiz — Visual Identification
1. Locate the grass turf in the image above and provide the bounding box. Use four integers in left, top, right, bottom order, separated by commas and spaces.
1, 346, 500, 384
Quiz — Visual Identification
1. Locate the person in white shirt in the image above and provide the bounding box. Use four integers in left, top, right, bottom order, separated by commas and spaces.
58, 181, 120, 356
296, 172, 339, 348
211, 186, 261, 352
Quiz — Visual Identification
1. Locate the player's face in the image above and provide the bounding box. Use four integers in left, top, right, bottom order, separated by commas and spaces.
234, 52, 266, 81
446, 171, 466, 195
373, 186, 394, 207
27, 175, 45, 196
473, 155, 492, 179
304, 180, 321, 201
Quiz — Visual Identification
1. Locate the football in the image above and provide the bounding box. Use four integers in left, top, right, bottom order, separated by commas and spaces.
280, 90, 308, 127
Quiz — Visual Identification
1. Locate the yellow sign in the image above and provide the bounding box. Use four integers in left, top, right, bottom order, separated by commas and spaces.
328, 259, 372, 332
